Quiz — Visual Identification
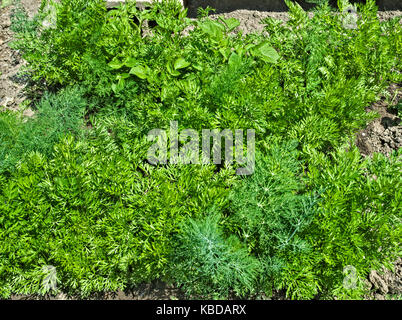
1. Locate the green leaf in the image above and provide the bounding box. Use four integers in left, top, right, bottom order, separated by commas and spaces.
167, 63, 181, 76
174, 57, 191, 70
130, 65, 147, 79
199, 20, 224, 42
219, 17, 240, 32
192, 64, 203, 71
120, 73, 130, 79
108, 59, 124, 70
124, 57, 138, 68
252, 42, 280, 63
228, 52, 241, 66
219, 47, 232, 61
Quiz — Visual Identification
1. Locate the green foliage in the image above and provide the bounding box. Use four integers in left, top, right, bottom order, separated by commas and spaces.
1, 0, 13, 9
228, 139, 321, 298
0, 87, 86, 173
169, 212, 260, 299
227, 141, 401, 299
261, 0, 400, 154
1, 0, 401, 300
0, 126, 236, 298
9, 0, 279, 137
304, 146, 402, 299
11, 0, 108, 85
10, 0, 38, 34
10, 0, 400, 145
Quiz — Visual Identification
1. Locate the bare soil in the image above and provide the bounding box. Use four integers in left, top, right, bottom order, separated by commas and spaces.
366, 258, 402, 300
11, 280, 185, 300
356, 83, 402, 157
0, 0, 40, 115
1, 0, 401, 300
186, 0, 402, 16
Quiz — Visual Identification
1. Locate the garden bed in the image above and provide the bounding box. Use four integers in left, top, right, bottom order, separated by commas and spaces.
1, 0, 401, 300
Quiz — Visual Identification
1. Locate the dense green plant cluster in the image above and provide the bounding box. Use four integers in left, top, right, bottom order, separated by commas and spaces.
0, 0, 400, 299
0, 126, 236, 297
0, 87, 86, 173
171, 141, 401, 299
170, 212, 260, 299
304, 146, 401, 299
228, 140, 321, 298
11, 0, 399, 141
